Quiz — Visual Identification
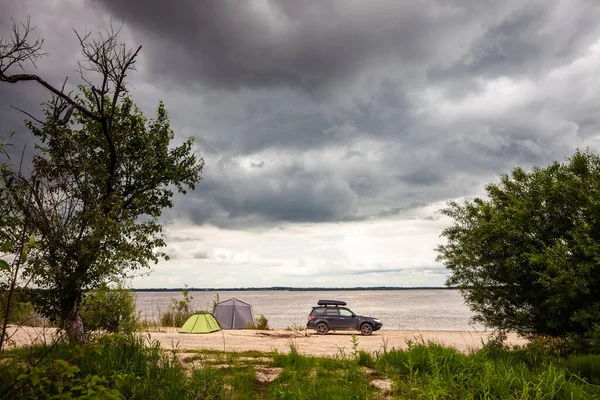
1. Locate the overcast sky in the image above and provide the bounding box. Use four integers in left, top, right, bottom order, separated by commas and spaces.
2, 0, 600, 288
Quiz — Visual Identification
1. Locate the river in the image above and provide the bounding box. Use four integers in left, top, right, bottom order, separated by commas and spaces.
135, 289, 486, 331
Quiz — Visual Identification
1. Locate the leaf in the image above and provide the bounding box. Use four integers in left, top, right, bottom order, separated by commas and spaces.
0, 259, 9, 272
20, 247, 27, 264
27, 236, 39, 248
1, 241, 10, 252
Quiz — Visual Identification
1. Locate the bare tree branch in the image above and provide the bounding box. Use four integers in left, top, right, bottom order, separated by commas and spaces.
0, 17, 47, 74
1, 73, 99, 122
9, 104, 45, 126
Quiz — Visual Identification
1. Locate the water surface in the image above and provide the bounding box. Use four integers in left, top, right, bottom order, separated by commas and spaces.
136, 289, 485, 331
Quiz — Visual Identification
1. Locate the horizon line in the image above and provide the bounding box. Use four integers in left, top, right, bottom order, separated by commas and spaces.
131, 286, 456, 291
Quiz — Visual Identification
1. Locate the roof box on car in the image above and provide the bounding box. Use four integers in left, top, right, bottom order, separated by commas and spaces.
317, 300, 347, 306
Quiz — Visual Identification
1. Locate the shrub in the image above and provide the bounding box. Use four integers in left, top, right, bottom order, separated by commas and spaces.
438, 150, 600, 341
80, 283, 138, 334
0, 334, 188, 399
160, 286, 194, 327
247, 314, 269, 330
0, 295, 43, 327
284, 323, 306, 331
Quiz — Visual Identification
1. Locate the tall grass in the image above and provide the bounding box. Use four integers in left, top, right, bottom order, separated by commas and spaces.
374, 339, 597, 399
271, 342, 376, 399
2, 334, 600, 399
0, 334, 188, 399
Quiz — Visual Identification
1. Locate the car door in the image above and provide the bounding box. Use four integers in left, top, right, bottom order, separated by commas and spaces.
324, 307, 341, 329
338, 308, 357, 330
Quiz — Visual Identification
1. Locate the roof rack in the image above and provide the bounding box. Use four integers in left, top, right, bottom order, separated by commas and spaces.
317, 300, 347, 306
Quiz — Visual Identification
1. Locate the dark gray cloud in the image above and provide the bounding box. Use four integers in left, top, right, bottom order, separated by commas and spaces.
93, 0, 537, 93
428, 2, 600, 84
94, 0, 392, 92
172, 157, 359, 227
3, 0, 600, 231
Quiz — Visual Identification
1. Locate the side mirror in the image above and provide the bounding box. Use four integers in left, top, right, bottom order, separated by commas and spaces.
352, 313, 356, 318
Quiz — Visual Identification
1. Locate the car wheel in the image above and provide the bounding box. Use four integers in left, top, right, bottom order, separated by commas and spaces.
315, 322, 329, 335
360, 323, 373, 336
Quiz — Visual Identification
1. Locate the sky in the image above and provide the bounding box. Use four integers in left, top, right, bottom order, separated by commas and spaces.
2, 0, 600, 288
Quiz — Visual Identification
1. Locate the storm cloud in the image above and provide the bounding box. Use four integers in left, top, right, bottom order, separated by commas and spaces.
2, 0, 600, 286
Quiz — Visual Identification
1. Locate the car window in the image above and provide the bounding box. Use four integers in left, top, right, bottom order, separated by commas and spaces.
339, 309, 353, 317
311, 308, 325, 316
325, 308, 339, 316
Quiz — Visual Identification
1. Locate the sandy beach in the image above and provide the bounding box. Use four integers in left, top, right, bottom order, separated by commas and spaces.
5, 326, 527, 356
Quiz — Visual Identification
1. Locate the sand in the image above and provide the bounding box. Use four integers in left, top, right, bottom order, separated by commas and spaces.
4, 326, 528, 356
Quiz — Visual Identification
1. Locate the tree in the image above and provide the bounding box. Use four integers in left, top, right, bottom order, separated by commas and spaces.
0, 19, 204, 341
0, 132, 42, 351
437, 150, 600, 341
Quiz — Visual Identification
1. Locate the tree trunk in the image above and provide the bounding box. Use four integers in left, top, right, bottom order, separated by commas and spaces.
64, 305, 86, 343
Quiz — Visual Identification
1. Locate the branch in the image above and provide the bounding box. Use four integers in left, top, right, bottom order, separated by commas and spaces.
10, 104, 45, 126
1, 73, 100, 122
0, 17, 47, 74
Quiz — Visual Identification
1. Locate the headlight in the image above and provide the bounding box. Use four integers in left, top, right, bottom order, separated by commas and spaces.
373, 319, 380, 322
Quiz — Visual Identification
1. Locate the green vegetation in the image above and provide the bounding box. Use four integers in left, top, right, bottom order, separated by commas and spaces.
80, 283, 139, 335
2, 15, 600, 400
247, 314, 270, 330
0, 296, 41, 327
0, 19, 204, 342
438, 149, 600, 346
211, 292, 221, 313
2, 335, 600, 399
160, 286, 195, 327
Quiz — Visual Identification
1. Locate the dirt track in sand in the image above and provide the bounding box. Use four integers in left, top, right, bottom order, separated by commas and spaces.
6, 326, 527, 356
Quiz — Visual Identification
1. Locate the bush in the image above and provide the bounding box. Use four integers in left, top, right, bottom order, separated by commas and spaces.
0, 295, 43, 327
0, 334, 188, 399
247, 314, 269, 330
80, 283, 138, 334
438, 150, 600, 341
160, 286, 194, 327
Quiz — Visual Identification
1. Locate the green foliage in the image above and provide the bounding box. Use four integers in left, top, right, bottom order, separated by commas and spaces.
372, 340, 597, 399
3, 336, 600, 399
21, 90, 204, 329
1, 334, 188, 399
252, 315, 270, 330
437, 149, 600, 341
0, 296, 40, 326
271, 343, 374, 399
160, 286, 195, 327
80, 283, 138, 334
0, 26, 204, 341
246, 315, 270, 330
210, 292, 220, 313
16, 358, 126, 399
0, 133, 44, 349
283, 323, 306, 331
564, 354, 600, 385
3, 335, 129, 399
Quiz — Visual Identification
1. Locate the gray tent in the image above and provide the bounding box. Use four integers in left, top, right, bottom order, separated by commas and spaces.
213, 298, 255, 329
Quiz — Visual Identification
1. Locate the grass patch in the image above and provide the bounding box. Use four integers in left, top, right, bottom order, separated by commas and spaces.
2, 335, 600, 399
564, 354, 600, 385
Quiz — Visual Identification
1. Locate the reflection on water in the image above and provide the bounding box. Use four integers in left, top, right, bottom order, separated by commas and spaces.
135, 289, 486, 331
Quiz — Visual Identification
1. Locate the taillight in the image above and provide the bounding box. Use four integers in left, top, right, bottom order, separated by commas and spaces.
308, 315, 314, 320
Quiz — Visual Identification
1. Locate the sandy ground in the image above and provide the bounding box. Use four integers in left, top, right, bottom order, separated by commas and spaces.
5, 326, 528, 356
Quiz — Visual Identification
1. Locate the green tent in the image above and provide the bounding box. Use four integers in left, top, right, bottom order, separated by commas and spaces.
180, 312, 221, 333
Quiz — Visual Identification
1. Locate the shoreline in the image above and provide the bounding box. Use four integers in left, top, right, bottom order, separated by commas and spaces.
5, 326, 527, 356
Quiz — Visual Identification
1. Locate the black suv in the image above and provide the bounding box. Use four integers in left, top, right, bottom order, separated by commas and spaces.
307, 300, 382, 335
